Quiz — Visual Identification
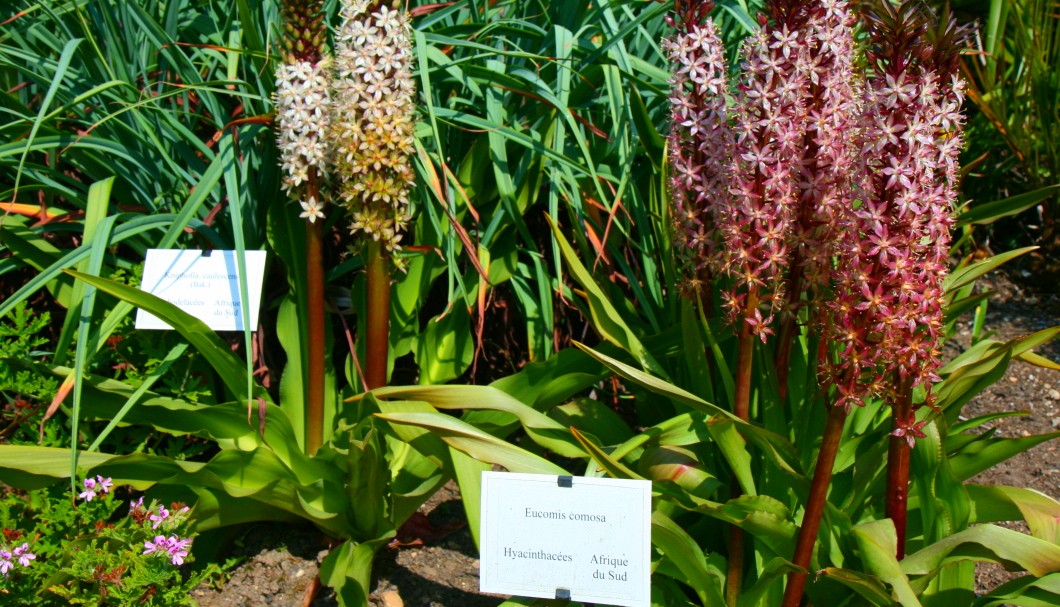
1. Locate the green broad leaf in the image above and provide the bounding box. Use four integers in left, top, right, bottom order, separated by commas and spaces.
606, 413, 711, 469
375, 411, 568, 475
373, 399, 454, 473
949, 431, 1060, 482
945, 290, 994, 324
276, 296, 308, 451
91, 448, 348, 534
708, 418, 756, 496
552, 398, 635, 446
638, 446, 721, 500
450, 447, 490, 549
30, 357, 316, 480
737, 557, 801, 607
367, 384, 585, 458
973, 572, 1060, 607
319, 537, 394, 607
936, 342, 1011, 415
966, 485, 1060, 544
714, 494, 798, 558
818, 567, 902, 606
64, 270, 267, 406
1015, 350, 1060, 370
545, 215, 668, 379
188, 485, 305, 531
0, 214, 194, 320
86, 342, 190, 452
950, 411, 1030, 435
573, 341, 732, 419
1009, 327, 1060, 357
629, 85, 664, 166
943, 247, 1037, 294
651, 510, 728, 606
387, 438, 447, 530
416, 302, 474, 384
681, 297, 716, 405
0, 222, 76, 306
958, 184, 1060, 225
852, 520, 922, 607
343, 425, 390, 540
570, 426, 643, 480
902, 524, 1060, 579
0, 445, 116, 489
490, 346, 607, 410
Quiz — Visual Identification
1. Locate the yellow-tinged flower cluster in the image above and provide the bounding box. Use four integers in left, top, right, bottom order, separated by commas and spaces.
332, 1, 417, 253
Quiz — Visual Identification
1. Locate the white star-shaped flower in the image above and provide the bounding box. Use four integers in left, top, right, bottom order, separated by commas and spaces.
299, 196, 325, 223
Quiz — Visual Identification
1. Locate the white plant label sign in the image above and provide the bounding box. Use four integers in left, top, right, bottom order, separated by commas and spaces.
135, 249, 267, 331
479, 471, 652, 607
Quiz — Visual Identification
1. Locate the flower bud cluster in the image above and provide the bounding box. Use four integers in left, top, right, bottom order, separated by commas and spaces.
664, 17, 734, 296
332, 0, 417, 253
274, 0, 330, 223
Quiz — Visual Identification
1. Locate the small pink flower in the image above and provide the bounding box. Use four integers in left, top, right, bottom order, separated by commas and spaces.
168, 537, 192, 565
143, 535, 168, 555
150, 505, 170, 530
892, 418, 928, 449
129, 496, 144, 513
13, 544, 35, 567
78, 477, 98, 502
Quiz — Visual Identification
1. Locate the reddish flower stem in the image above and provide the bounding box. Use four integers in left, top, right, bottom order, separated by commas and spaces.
886, 378, 913, 558
305, 170, 325, 456
773, 265, 803, 401
733, 294, 758, 422
782, 402, 848, 607
365, 239, 390, 390
727, 292, 759, 605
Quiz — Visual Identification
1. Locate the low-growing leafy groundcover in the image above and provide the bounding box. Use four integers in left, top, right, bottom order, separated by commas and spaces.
1, 0, 1059, 606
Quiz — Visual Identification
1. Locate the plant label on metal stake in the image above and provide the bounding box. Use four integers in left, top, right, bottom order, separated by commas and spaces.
479, 471, 651, 607
136, 249, 267, 331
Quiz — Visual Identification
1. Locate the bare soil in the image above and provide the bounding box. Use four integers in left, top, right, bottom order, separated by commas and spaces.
191, 275, 1059, 606
946, 275, 1060, 595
